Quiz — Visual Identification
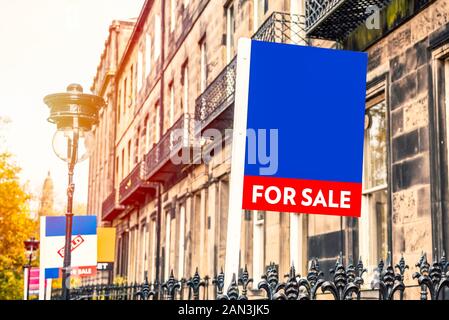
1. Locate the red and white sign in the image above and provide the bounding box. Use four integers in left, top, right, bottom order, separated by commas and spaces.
58, 265, 97, 278
57, 235, 85, 258
29, 267, 40, 292
243, 176, 361, 217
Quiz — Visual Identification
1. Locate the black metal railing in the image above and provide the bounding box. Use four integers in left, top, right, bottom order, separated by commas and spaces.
101, 189, 124, 222
144, 113, 194, 180
194, 11, 306, 133
252, 12, 307, 44
194, 57, 237, 130
53, 252, 449, 300
119, 161, 154, 204
305, 0, 393, 41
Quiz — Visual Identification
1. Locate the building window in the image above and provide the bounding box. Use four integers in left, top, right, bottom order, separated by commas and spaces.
135, 127, 140, 164
117, 89, 121, 124
150, 216, 157, 281
145, 33, 152, 77
154, 15, 161, 59
361, 95, 388, 269
137, 48, 143, 92
115, 155, 119, 184
226, 3, 235, 63
199, 39, 207, 93
121, 148, 125, 181
178, 204, 186, 279
254, 0, 268, 31
130, 226, 138, 281
252, 210, 265, 283
139, 220, 148, 281
170, 0, 176, 32
127, 139, 132, 173
169, 82, 175, 126
154, 103, 161, 143
182, 63, 188, 114
164, 211, 172, 280
119, 232, 129, 277
143, 114, 150, 153
123, 78, 128, 110
129, 65, 134, 107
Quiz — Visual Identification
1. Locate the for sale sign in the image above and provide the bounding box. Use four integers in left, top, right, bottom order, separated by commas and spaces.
39, 216, 97, 279
232, 39, 368, 218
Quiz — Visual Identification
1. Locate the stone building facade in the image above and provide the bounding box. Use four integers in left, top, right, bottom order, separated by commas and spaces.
87, 0, 449, 299
88, 19, 136, 219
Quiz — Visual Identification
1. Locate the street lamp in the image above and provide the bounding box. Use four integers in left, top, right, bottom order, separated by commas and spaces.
23, 237, 39, 300
43, 84, 104, 300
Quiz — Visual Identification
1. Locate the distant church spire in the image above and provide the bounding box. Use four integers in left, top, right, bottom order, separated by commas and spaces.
38, 171, 54, 216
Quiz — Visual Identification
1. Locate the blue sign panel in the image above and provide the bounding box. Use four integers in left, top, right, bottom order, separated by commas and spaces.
242, 41, 367, 217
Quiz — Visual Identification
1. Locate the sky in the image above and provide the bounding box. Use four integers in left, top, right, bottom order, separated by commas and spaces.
0, 0, 144, 214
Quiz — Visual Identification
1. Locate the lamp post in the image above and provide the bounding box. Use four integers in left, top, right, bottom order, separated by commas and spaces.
44, 84, 104, 300
23, 237, 39, 300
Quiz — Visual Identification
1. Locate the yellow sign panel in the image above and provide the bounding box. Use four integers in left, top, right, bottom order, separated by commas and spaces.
97, 227, 116, 263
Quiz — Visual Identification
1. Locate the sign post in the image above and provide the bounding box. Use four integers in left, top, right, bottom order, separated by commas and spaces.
224, 38, 253, 289
225, 39, 368, 286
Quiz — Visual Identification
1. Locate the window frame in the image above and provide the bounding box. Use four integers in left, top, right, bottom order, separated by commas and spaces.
359, 77, 392, 274
225, 3, 235, 64
429, 43, 449, 255
145, 32, 152, 78
199, 38, 207, 93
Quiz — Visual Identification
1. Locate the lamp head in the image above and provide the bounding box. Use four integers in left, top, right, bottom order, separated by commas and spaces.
43, 84, 105, 163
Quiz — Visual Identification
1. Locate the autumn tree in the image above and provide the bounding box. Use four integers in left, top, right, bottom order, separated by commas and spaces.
0, 152, 36, 299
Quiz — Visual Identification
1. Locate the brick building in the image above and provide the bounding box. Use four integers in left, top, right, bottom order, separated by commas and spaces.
87, 0, 449, 299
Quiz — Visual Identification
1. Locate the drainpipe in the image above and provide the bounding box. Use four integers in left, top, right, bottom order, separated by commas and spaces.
154, 0, 166, 297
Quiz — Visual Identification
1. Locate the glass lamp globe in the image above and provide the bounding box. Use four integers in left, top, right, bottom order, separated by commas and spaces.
52, 128, 94, 163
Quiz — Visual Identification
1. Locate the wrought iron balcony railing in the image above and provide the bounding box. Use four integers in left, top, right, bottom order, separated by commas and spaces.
144, 113, 194, 181
194, 11, 306, 133
119, 161, 157, 205
305, 0, 392, 41
194, 57, 237, 132
101, 189, 124, 222
252, 11, 307, 44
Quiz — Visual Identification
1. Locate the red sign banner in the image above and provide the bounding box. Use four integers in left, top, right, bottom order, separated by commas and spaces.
57, 235, 85, 258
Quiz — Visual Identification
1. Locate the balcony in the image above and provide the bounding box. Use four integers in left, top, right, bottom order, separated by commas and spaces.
305, 0, 392, 41
194, 11, 306, 134
101, 189, 125, 222
144, 113, 194, 182
195, 57, 237, 134
119, 161, 157, 206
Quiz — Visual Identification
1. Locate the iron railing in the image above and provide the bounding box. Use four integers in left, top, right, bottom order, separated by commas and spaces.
101, 189, 124, 222
252, 12, 307, 44
144, 113, 194, 180
305, 0, 392, 41
53, 252, 449, 300
119, 161, 156, 205
194, 11, 306, 132
194, 57, 237, 131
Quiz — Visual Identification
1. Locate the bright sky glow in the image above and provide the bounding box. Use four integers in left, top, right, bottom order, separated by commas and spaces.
0, 0, 144, 214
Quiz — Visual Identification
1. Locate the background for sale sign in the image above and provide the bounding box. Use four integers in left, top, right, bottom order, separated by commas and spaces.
39, 216, 97, 279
